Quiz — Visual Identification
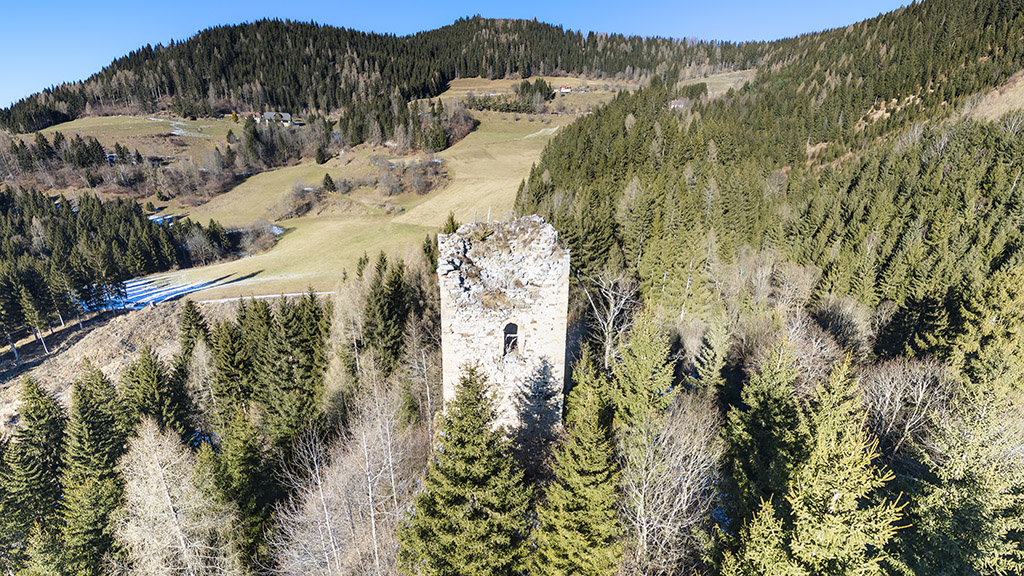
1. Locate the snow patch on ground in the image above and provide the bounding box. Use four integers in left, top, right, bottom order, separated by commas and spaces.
521, 127, 560, 140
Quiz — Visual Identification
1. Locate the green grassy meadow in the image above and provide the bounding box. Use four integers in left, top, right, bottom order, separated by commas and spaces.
157, 107, 575, 300
59, 73, 741, 300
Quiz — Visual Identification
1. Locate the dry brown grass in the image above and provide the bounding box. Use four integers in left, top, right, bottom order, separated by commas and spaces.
968, 68, 1024, 121
37, 115, 235, 162
0, 301, 237, 437
679, 68, 756, 97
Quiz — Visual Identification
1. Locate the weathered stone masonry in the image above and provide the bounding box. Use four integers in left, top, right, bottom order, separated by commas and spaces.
437, 215, 570, 435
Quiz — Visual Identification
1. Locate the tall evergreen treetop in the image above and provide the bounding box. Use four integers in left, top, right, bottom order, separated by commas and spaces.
0, 379, 66, 571
533, 352, 622, 576
121, 347, 189, 436
609, 309, 674, 428
723, 342, 811, 524
399, 366, 532, 576
64, 363, 127, 483
723, 361, 902, 575
179, 299, 210, 359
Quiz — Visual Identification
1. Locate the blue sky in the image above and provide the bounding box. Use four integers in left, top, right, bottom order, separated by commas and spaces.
0, 1, 907, 109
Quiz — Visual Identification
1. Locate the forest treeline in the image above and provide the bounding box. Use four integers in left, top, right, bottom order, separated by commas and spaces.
0, 16, 761, 142
0, 186, 232, 360
1, 103, 472, 205
3, 216, 1021, 575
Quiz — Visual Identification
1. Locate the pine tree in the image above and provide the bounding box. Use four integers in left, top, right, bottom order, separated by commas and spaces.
398, 366, 532, 576
0, 379, 66, 572
533, 353, 622, 576
609, 309, 674, 428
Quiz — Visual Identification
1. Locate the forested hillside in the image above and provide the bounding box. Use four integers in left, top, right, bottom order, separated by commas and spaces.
513, 0, 1024, 572
0, 187, 232, 361
2, 0, 1024, 575
0, 17, 760, 141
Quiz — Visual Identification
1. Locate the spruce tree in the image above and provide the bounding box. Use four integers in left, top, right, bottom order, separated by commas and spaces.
211, 320, 253, 414
723, 343, 811, 524
19, 286, 50, 353
723, 362, 902, 575
121, 347, 188, 435
363, 255, 409, 377
256, 296, 326, 456
322, 172, 336, 191
399, 366, 531, 576
199, 407, 271, 567
59, 476, 121, 576
950, 265, 1024, 394
179, 299, 210, 359
533, 353, 622, 576
63, 362, 126, 481
17, 525, 64, 576
609, 309, 674, 428
60, 363, 128, 575
0, 379, 66, 572
441, 211, 460, 234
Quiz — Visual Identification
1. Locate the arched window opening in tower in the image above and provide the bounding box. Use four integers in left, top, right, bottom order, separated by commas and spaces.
504, 323, 519, 356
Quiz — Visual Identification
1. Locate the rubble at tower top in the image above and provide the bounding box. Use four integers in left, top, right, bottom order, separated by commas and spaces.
437, 215, 569, 310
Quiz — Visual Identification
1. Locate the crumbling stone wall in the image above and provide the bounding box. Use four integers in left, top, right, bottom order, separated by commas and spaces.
437, 215, 570, 439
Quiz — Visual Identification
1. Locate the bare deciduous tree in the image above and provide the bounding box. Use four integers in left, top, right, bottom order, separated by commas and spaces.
580, 269, 639, 370
618, 391, 723, 575
814, 294, 875, 359
269, 386, 427, 576
113, 418, 244, 576
184, 229, 217, 267
785, 313, 842, 397
183, 339, 216, 432
860, 357, 956, 456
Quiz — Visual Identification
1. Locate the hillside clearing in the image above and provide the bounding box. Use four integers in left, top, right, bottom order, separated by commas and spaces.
154, 109, 574, 300
39, 115, 236, 161
967, 67, 1024, 121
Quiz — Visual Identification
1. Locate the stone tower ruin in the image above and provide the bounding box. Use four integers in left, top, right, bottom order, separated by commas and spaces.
437, 215, 570, 436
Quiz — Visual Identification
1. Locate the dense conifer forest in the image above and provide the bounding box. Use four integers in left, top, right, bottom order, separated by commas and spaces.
0, 187, 232, 361
2, 0, 1024, 574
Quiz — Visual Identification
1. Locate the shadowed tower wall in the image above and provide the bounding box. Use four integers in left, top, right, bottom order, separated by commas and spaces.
437, 215, 570, 436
